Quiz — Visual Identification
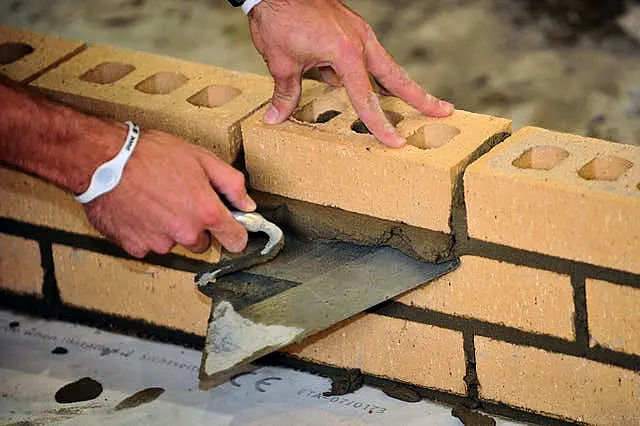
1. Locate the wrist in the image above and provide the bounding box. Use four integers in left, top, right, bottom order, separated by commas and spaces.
65, 119, 128, 196
31, 102, 127, 195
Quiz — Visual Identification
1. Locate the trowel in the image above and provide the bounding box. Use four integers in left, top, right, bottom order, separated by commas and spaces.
194, 211, 459, 387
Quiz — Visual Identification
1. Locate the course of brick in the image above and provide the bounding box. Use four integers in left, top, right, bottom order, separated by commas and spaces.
1, 27, 639, 426
0, 25, 85, 83
30, 43, 274, 164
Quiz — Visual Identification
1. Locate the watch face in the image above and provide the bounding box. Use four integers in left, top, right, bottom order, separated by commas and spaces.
228, 0, 245, 6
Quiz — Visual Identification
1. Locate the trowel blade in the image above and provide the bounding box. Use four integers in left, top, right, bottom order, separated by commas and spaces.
198, 231, 459, 388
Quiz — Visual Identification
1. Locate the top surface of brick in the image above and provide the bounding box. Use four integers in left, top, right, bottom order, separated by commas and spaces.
243, 84, 511, 232
0, 26, 85, 83
465, 126, 640, 274
30, 43, 274, 163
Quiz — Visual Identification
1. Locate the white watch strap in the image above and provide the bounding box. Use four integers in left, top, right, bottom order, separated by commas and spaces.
74, 121, 140, 204
241, 0, 262, 14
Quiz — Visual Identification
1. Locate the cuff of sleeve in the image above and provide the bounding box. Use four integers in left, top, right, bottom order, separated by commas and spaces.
242, 0, 263, 14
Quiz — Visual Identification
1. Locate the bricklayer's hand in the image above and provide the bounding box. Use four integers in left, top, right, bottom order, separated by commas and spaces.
248, 0, 455, 147
84, 128, 256, 258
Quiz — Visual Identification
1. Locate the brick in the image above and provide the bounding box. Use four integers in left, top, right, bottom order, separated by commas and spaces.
286, 313, 467, 395
396, 256, 575, 339
465, 126, 640, 275
30, 43, 274, 163
475, 337, 640, 425
0, 25, 85, 83
243, 85, 511, 233
587, 279, 640, 355
53, 245, 210, 336
0, 166, 221, 263
0, 233, 42, 296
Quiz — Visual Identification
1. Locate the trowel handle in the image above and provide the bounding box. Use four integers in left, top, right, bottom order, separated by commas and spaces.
195, 212, 285, 288
230, 211, 284, 256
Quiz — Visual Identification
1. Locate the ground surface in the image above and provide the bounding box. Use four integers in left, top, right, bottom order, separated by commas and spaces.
0, 309, 524, 425
1, 0, 639, 145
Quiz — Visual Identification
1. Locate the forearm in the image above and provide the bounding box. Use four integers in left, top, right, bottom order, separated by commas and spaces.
0, 77, 125, 194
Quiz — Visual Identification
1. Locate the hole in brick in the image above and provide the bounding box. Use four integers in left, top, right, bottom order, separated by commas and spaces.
294, 98, 348, 124
0, 42, 34, 65
406, 123, 461, 149
578, 156, 633, 182
135, 71, 188, 95
187, 85, 242, 108
351, 111, 403, 134
79, 62, 135, 84
512, 146, 569, 170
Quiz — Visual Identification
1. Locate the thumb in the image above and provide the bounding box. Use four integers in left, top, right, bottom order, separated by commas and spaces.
264, 70, 302, 124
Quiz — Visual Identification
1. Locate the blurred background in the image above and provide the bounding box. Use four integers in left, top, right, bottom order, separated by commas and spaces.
1, 0, 639, 145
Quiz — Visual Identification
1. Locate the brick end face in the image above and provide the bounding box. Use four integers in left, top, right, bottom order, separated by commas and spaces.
465, 126, 640, 275
0, 233, 43, 296
396, 256, 575, 339
285, 313, 467, 395
475, 337, 640, 425
587, 279, 640, 356
52, 245, 209, 336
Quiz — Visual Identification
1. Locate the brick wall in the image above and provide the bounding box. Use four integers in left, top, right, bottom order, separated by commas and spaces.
1, 27, 638, 425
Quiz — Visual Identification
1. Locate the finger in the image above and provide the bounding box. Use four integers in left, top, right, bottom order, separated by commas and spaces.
318, 66, 342, 87
365, 37, 454, 117
179, 230, 212, 254
263, 62, 303, 124
199, 153, 256, 212
149, 235, 175, 255
335, 59, 405, 147
198, 196, 248, 253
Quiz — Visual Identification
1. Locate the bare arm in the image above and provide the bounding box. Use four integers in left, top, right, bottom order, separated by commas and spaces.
0, 79, 255, 258
0, 77, 123, 194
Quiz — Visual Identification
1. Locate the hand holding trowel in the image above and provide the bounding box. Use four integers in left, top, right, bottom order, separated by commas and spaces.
194, 210, 459, 388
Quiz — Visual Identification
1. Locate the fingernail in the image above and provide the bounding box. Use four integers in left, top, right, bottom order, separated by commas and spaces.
388, 134, 406, 148
439, 100, 455, 113
263, 103, 279, 124
245, 196, 257, 211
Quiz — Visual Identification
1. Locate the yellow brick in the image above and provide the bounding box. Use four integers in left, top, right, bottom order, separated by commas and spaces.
397, 256, 575, 339
243, 84, 511, 233
31, 43, 273, 163
0, 26, 85, 83
286, 313, 467, 395
475, 337, 640, 425
465, 126, 640, 275
0, 167, 221, 262
587, 279, 640, 356
53, 245, 209, 336
0, 233, 42, 296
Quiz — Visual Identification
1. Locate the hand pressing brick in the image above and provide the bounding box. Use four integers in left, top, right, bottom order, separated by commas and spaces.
465, 126, 640, 275
243, 84, 511, 234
